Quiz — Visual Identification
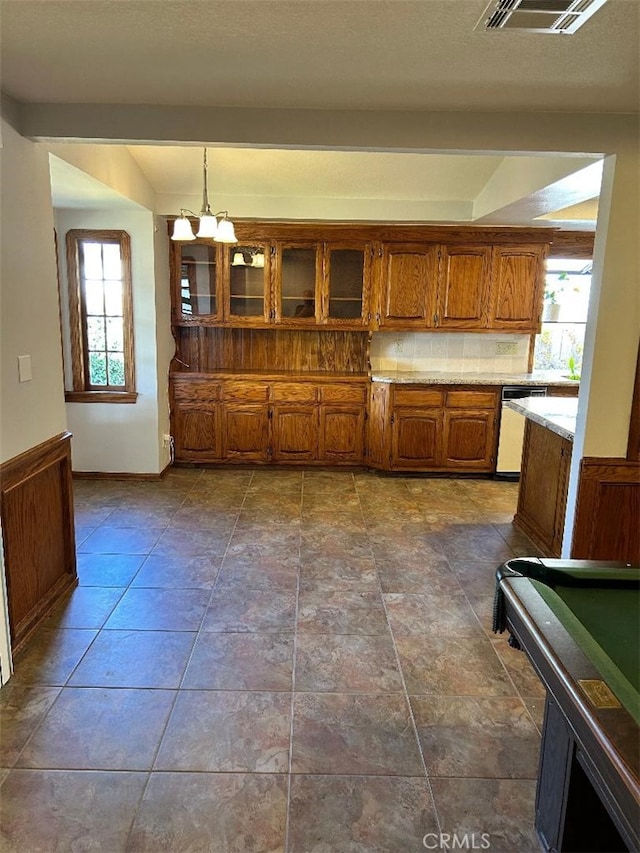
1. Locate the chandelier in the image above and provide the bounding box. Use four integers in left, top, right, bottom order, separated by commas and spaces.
171, 148, 237, 243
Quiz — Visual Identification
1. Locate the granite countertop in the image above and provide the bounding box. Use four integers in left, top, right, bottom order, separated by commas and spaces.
505, 396, 578, 441
370, 370, 579, 387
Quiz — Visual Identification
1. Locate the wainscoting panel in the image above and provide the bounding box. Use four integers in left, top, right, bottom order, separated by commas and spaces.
0, 432, 77, 652
571, 457, 640, 563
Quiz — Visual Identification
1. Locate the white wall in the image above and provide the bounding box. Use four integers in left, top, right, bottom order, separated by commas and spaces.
56, 207, 169, 474
153, 216, 174, 470
0, 119, 67, 462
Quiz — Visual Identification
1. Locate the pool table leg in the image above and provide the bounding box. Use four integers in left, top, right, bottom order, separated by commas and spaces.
536, 697, 629, 852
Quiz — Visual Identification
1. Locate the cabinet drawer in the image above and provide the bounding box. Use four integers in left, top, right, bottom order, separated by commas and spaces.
445, 389, 498, 409
319, 384, 367, 404
271, 383, 318, 403
223, 381, 270, 402
173, 380, 222, 404
393, 387, 443, 408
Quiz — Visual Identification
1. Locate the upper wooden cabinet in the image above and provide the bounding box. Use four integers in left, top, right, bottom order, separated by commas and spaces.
169, 222, 552, 333
489, 245, 546, 331
224, 242, 271, 325
377, 243, 439, 328
438, 245, 492, 329
171, 241, 222, 324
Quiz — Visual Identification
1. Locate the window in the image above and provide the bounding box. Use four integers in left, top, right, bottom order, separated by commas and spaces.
65, 230, 136, 402
534, 258, 592, 377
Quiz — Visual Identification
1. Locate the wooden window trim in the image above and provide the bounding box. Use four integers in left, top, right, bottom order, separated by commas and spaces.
66, 229, 136, 399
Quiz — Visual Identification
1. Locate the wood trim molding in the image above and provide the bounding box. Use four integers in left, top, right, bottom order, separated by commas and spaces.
169, 218, 558, 246
571, 456, 640, 563
72, 469, 167, 480
65, 391, 138, 404
0, 432, 77, 652
549, 231, 595, 259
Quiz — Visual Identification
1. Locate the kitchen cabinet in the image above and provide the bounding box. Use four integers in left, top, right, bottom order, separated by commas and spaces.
514, 418, 572, 556
170, 223, 551, 333
438, 245, 491, 329
372, 383, 499, 473
170, 375, 367, 466
224, 242, 271, 325
171, 241, 222, 324
323, 243, 371, 327
488, 245, 547, 331
377, 243, 439, 328
375, 241, 546, 333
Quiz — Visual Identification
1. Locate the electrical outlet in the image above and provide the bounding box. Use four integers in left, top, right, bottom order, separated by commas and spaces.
496, 341, 518, 356
393, 338, 404, 355
162, 434, 172, 447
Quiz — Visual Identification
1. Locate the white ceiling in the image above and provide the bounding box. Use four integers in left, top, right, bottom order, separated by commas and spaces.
2, 0, 638, 112
4, 0, 634, 222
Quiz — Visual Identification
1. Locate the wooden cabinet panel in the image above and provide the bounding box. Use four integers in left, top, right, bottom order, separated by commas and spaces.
391, 408, 442, 469
393, 387, 443, 408
223, 404, 270, 462
367, 382, 389, 469
319, 406, 365, 463
223, 381, 270, 402
173, 380, 222, 404
489, 245, 546, 331
515, 419, 572, 556
271, 382, 317, 403
173, 406, 222, 461
272, 406, 318, 461
319, 383, 367, 404
445, 389, 499, 409
438, 246, 491, 329
378, 244, 439, 328
442, 409, 496, 470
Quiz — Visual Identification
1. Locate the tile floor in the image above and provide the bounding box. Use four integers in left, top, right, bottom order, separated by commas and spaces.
0, 469, 546, 852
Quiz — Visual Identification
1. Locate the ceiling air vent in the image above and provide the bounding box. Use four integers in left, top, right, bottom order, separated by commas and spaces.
477, 0, 609, 33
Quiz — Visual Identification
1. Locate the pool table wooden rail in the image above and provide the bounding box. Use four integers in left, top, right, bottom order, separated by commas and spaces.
497, 567, 639, 852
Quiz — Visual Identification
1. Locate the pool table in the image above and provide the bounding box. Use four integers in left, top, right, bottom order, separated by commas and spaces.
494, 557, 640, 852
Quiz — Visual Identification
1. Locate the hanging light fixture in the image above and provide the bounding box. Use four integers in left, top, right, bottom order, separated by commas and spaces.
171, 148, 237, 243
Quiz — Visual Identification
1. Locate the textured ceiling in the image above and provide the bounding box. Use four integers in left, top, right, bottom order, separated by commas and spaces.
1, 0, 638, 113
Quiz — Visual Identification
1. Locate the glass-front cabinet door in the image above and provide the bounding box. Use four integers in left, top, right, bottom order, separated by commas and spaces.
173, 241, 221, 323
224, 243, 270, 325
324, 243, 370, 326
274, 242, 321, 324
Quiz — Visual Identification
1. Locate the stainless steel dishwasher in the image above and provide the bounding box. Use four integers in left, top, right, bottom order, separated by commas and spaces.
496, 385, 547, 479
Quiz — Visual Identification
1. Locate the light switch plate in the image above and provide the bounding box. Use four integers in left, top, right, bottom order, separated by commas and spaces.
17, 355, 32, 382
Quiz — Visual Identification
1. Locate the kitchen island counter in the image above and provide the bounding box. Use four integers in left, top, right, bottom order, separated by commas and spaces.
505, 396, 578, 442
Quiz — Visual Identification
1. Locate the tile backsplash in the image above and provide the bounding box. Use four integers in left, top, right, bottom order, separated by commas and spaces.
370, 332, 530, 374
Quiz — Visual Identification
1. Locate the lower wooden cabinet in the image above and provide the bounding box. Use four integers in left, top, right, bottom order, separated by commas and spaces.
173, 407, 223, 461
514, 419, 572, 556
272, 405, 318, 462
375, 383, 499, 473
171, 375, 366, 466
223, 404, 270, 463
391, 408, 441, 468
320, 405, 366, 463
442, 409, 496, 470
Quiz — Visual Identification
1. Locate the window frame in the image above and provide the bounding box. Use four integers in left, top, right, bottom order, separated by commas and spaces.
65, 229, 137, 403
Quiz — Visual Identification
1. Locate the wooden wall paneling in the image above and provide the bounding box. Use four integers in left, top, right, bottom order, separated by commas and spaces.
571, 458, 640, 563
549, 231, 595, 259
0, 432, 77, 651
